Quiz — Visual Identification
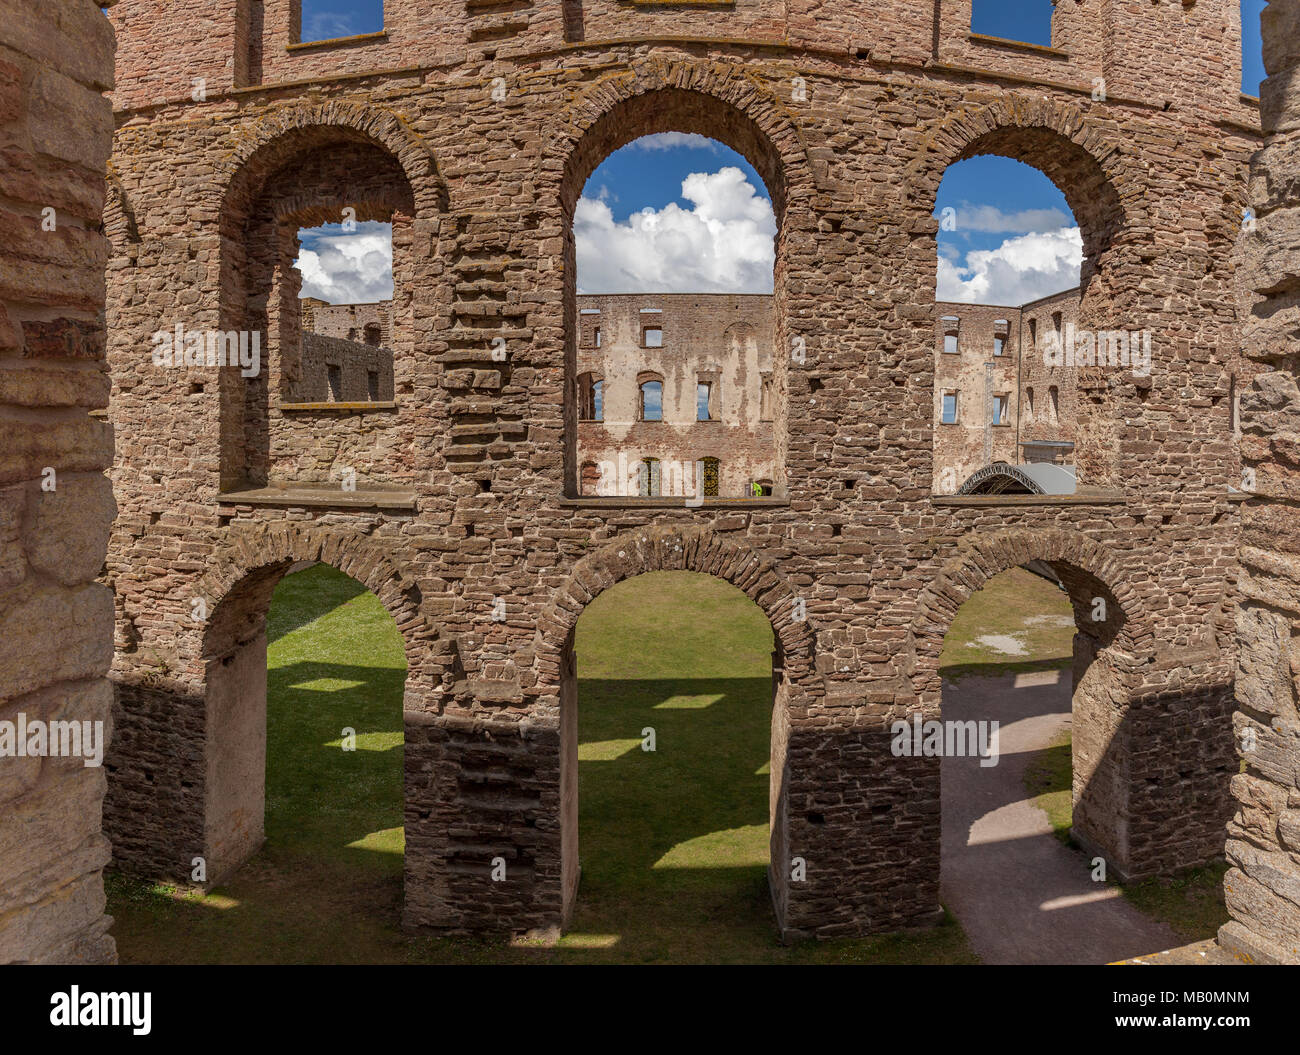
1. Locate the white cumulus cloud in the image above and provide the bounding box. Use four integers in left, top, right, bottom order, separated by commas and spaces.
937, 226, 1082, 306
575, 166, 775, 294
295, 222, 393, 304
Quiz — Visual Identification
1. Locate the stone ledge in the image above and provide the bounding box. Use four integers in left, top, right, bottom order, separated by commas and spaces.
280, 401, 398, 413
930, 488, 1125, 507
216, 485, 418, 511
967, 33, 1070, 59
286, 30, 388, 53
558, 497, 789, 509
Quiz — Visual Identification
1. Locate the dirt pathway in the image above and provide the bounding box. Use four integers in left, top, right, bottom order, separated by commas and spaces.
940, 668, 1181, 965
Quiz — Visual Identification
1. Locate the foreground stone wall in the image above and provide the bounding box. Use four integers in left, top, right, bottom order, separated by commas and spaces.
0, 0, 116, 964
101, 2, 1250, 938
1221, 0, 1300, 965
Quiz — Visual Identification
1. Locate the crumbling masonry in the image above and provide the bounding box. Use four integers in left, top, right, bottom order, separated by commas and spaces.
1221, 0, 1300, 966
95, 0, 1262, 940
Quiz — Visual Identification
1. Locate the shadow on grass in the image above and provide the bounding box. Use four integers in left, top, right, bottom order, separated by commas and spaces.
266, 565, 370, 645
107, 671, 975, 963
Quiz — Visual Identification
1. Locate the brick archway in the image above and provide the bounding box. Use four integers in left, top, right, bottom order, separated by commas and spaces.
907, 527, 1150, 691
195, 525, 436, 679
546, 59, 824, 218
910, 96, 1140, 244
533, 525, 817, 688
905, 527, 1158, 878
533, 524, 816, 929
213, 101, 446, 218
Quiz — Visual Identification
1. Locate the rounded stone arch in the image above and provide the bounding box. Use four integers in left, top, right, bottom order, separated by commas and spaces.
910, 96, 1140, 269
549, 63, 817, 498
546, 59, 822, 223
534, 526, 817, 687
212, 100, 447, 220
904, 527, 1153, 698
196, 527, 437, 691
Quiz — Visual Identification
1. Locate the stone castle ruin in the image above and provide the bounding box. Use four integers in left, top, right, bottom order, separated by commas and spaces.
3, 0, 1300, 962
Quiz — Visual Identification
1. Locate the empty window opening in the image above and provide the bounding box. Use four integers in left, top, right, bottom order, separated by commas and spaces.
970, 0, 1053, 47
639, 457, 661, 497
993, 393, 1010, 425
942, 392, 959, 425
327, 364, 343, 401
366, 370, 380, 401
640, 378, 663, 422
760, 373, 774, 422
697, 380, 716, 421
297, 1, 385, 45
643, 327, 663, 348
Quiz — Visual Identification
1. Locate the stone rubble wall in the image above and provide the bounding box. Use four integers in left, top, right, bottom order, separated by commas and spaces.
1221, 0, 1300, 966
0, 0, 116, 964
99, 3, 1251, 937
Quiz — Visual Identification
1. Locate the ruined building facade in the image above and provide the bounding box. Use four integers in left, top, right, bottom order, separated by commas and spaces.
98, 0, 1256, 940
0, 0, 116, 963
1221, 0, 1300, 965
934, 287, 1080, 492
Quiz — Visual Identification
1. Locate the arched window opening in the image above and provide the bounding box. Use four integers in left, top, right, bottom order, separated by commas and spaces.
564, 111, 782, 501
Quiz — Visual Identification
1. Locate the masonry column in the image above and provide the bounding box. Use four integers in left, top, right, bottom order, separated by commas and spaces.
0, 0, 117, 964
1220, 0, 1300, 965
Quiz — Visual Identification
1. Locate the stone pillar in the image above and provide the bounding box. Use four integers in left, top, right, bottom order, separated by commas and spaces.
0, 0, 117, 964
1220, 0, 1300, 965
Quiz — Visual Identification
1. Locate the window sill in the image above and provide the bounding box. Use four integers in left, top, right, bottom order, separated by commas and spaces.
560, 496, 788, 509
967, 33, 1069, 59
280, 401, 397, 413
287, 30, 388, 53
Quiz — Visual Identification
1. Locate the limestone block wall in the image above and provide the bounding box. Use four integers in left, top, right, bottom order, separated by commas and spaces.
1221, 0, 1300, 965
0, 0, 116, 964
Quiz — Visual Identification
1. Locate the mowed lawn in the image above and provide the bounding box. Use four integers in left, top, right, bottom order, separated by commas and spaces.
106, 565, 976, 963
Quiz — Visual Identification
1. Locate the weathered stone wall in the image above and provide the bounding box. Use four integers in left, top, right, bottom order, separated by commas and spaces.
933, 300, 1024, 490
933, 290, 1081, 491
1018, 286, 1081, 452
300, 297, 391, 347
576, 293, 775, 497
101, 2, 1251, 938
293, 332, 394, 403
0, 0, 116, 964
1220, 0, 1300, 965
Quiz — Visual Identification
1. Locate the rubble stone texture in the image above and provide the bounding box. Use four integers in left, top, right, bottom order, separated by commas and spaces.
1221, 0, 1300, 966
101, 1, 1255, 939
0, 0, 116, 964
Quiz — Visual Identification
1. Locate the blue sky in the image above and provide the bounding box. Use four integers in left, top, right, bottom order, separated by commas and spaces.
299, 0, 384, 42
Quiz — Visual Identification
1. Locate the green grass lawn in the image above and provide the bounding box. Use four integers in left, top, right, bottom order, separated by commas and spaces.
106, 565, 975, 963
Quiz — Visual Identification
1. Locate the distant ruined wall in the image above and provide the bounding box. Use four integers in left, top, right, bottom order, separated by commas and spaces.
1221, 0, 1300, 966
0, 0, 116, 964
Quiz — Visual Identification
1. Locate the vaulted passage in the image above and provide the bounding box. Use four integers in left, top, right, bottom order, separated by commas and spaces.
935, 567, 1179, 963
560, 571, 780, 951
